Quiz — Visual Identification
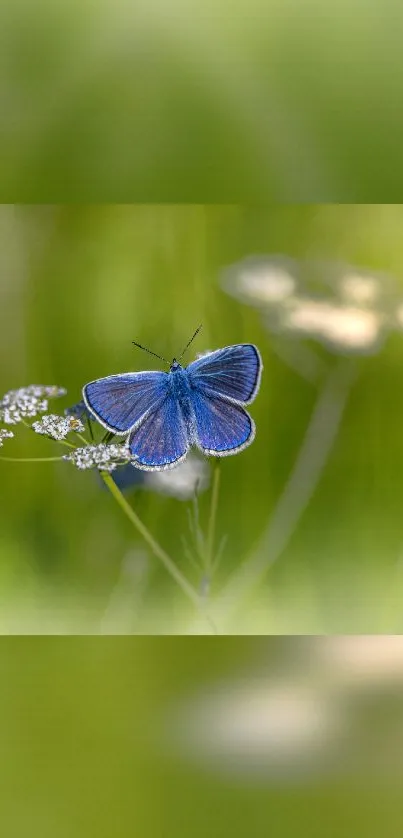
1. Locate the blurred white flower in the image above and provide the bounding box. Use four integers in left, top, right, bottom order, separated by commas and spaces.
338, 273, 381, 306
242, 269, 296, 303
222, 255, 403, 357
32, 414, 86, 441
283, 300, 383, 352
318, 636, 403, 689
64, 442, 129, 472
394, 304, 403, 329
0, 429, 14, 446
1, 395, 47, 424
147, 453, 209, 500
30, 386, 66, 399
0, 384, 66, 425
222, 255, 297, 308
173, 677, 342, 777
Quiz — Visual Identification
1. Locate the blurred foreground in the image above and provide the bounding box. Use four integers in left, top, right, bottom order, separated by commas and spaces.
1, 636, 403, 837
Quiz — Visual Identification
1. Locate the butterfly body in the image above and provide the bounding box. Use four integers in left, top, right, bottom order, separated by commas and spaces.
83, 344, 262, 471
166, 361, 198, 444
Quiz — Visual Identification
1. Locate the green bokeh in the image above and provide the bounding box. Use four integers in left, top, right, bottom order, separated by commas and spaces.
2, 0, 403, 199
1, 203, 403, 632
0, 637, 402, 838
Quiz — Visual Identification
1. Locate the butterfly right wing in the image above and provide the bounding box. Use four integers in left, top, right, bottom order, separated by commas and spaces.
187, 344, 262, 405
186, 344, 261, 457
83, 371, 170, 434
191, 388, 255, 456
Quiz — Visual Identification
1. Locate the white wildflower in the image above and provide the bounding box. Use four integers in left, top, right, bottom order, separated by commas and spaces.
64, 443, 130, 472
172, 678, 341, 778
25, 385, 66, 399
237, 266, 296, 303
1, 397, 48, 424
0, 385, 66, 425
274, 297, 385, 352
0, 429, 14, 447
222, 256, 297, 308
283, 299, 383, 352
338, 273, 381, 306
32, 414, 85, 441
394, 304, 403, 330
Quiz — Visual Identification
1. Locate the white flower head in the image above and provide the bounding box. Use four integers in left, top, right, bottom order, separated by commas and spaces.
222, 255, 403, 358
32, 414, 85, 441
0, 429, 14, 447
282, 299, 384, 353
64, 443, 130, 472
171, 677, 342, 779
338, 272, 381, 306
0, 385, 66, 425
222, 255, 298, 309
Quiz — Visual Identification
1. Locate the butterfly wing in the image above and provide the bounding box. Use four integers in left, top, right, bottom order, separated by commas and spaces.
187, 344, 262, 404
191, 388, 255, 456
128, 391, 189, 470
83, 371, 169, 434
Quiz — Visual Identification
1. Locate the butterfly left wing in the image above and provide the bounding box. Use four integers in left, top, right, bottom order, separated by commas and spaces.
129, 391, 189, 470
83, 371, 169, 434
187, 344, 262, 404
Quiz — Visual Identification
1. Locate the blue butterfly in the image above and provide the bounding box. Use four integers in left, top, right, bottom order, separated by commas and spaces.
82, 339, 263, 471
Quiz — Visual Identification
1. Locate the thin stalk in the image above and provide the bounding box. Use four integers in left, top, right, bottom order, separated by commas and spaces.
0, 455, 65, 463
56, 438, 77, 449
214, 358, 358, 625
101, 471, 218, 634
74, 432, 91, 446
206, 458, 221, 577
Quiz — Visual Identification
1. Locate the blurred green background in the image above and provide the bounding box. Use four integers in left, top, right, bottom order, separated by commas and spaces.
2, 0, 403, 199
0, 636, 403, 838
1, 204, 403, 632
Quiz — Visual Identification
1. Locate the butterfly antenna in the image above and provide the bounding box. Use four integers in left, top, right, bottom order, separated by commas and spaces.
178, 324, 203, 361
132, 340, 169, 365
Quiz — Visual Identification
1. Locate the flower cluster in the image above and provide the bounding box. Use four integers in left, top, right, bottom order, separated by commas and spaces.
0, 385, 66, 425
222, 256, 403, 356
64, 443, 130, 472
284, 299, 382, 352
32, 414, 86, 441
0, 429, 14, 447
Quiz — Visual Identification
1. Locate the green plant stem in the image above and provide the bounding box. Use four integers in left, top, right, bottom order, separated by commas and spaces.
101, 470, 218, 633
74, 432, 91, 446
206, 458, 221, 576
48, 436, 80, 449
0, 455, 65, 462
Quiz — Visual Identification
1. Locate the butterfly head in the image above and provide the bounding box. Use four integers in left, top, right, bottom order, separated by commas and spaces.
132, 325, 202, 372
